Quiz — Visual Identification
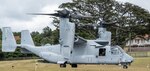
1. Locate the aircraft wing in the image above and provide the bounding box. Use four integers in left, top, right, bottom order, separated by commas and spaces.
74, 36, 87, 45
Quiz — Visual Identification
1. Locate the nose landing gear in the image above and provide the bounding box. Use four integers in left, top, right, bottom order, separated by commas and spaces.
120, 62, 129, 69
71, 64, 78, 68
123, 65, 128, 69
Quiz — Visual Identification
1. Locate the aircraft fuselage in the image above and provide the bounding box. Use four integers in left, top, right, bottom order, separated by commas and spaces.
22, 40, 133, 65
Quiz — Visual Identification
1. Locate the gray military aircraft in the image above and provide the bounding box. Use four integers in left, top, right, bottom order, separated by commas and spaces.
2, 9, 133, 69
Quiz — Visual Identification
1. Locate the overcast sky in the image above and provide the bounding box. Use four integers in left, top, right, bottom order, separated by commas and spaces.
117, 0, 150, 11
0, 0, 150, 32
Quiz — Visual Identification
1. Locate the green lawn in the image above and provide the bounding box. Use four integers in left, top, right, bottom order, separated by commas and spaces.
0, 57, 150, 71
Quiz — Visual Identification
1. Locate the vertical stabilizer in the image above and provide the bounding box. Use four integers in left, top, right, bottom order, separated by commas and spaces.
21, 30, 34, 46
2, 27, 17, 52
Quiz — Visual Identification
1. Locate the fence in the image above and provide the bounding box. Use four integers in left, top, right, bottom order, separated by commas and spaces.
128, 52, 150, 57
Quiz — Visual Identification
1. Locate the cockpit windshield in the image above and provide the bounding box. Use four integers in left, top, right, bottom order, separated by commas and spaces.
111, 45, 124, 55
111, 47, 119, 55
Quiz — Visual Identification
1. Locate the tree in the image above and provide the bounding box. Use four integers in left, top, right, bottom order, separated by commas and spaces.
40, 37, 51, 45
31, 31, 42, 46
51, 29, 59, 44
59, 0, 150, 46
31, 26, 59, 45
41, 26, 52, 37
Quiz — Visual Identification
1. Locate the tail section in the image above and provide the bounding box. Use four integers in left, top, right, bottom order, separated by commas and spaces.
21, 30, 34, 46
1, 28, 34, 53
2, 27, 17, 52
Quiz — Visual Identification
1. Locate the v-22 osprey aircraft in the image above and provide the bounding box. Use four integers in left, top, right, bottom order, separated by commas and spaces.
2, 9, 133, 69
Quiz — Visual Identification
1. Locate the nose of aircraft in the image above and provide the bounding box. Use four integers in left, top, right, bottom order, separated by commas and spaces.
129, 55, 134, 63
125, 53, 134, 63
121, 53, 134, 64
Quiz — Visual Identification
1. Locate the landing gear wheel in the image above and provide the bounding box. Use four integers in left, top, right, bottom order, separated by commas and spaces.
60, 64, 66, 68
123, 65, 128, 69
71, 64, 77, 68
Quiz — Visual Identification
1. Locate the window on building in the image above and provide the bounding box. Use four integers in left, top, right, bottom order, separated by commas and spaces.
135, 39, 137, 43
137, 39, 139, 44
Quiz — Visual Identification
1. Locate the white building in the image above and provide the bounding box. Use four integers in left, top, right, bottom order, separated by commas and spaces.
126, 34, 150, 47
126, 34, 150, 52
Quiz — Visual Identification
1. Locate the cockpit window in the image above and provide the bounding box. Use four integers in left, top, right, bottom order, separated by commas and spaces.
111, 48, 119, 55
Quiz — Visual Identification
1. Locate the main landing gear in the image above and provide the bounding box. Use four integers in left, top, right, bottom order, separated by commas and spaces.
71, 64, 78, 68
60, 64, 78, 68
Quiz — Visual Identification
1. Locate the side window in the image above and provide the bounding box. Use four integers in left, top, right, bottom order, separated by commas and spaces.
111, 48, 119, 55
99, 48, 106, 56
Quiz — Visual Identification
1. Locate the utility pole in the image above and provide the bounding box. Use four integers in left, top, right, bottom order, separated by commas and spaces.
116, 28, 119, 45
129, 30, 132, 52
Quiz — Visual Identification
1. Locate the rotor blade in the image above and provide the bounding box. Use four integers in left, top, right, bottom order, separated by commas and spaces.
70, 14, 93, 19
27, 13, 59, 17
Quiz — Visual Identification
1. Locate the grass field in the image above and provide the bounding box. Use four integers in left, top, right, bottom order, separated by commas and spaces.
0, 57, 150, 71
